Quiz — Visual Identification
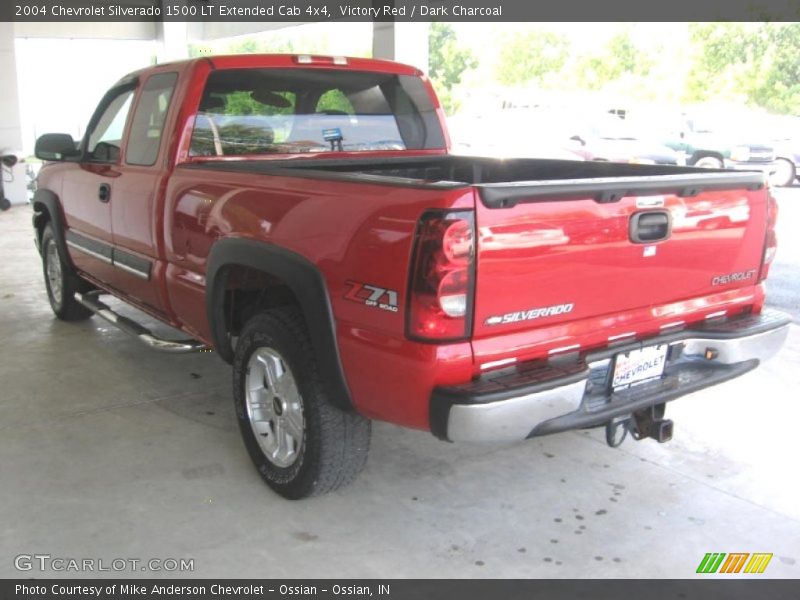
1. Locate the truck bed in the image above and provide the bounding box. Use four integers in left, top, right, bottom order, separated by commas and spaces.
183, 154, 765, 202
184, 154, 770, 350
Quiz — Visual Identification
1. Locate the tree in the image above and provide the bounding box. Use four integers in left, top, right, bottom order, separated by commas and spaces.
428, 23, 478, 113
747, 24, 800, 114
575, 30, 653, 91
494, 30, 569, 88
685, 23, 800, 114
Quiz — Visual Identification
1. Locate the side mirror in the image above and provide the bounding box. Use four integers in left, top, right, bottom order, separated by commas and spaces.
35, 133, 79, 161
1, 154, 17, 168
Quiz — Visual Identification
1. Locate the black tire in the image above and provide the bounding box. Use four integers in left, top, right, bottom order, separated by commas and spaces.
233, 307, 371, 499
771, 158, 796, 188
41, 224, 93, 321
0, 197, 10, 211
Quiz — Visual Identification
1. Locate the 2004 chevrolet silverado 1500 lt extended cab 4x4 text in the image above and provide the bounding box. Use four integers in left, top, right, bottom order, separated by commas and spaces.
31, 55, 790, 499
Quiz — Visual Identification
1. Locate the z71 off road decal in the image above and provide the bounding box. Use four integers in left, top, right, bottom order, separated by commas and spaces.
344, 281, 399, 313
485, 303, 574, 326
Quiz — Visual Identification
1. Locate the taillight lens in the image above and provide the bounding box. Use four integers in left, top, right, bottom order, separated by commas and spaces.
758, 191, 779, 282
407, 210, 476, 341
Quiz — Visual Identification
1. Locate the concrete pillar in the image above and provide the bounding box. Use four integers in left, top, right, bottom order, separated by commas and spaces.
372, 22, 428, 73
156, 21, 189, 63
0, 22, 26, 204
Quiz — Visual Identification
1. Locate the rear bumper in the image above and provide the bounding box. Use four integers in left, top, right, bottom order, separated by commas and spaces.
430, 309, 790, 442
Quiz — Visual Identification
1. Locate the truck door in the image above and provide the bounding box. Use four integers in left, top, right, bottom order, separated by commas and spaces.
108, 72, 180, 316
61, 84, 135, 285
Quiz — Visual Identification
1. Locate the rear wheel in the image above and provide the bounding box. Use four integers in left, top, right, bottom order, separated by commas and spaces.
770, 158, 796, 187
233, 307, 371, 499
41, 224, 93, 321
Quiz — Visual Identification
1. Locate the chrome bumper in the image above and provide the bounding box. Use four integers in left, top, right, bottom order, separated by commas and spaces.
431, 310, 790, 443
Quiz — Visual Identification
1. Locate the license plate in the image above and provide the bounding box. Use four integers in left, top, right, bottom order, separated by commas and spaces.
612, 344, 668, 390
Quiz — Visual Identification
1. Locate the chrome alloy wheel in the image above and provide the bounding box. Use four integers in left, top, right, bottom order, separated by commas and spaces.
245, 347, 305, 468
45, 239, 63, 305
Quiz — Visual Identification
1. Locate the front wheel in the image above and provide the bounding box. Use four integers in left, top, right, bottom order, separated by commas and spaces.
41, 224, 93, 321
233, 307, 371, 499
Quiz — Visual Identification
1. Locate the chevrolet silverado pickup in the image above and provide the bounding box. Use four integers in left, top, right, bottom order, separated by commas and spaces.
32, 54, 789, 499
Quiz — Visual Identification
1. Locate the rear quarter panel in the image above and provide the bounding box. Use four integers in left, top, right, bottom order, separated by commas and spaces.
164, 167, 475, 429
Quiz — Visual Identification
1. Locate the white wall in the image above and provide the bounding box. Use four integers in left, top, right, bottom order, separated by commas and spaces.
0, 22, 25, 204
0, 23, 23, 153
14, 38, 156, 154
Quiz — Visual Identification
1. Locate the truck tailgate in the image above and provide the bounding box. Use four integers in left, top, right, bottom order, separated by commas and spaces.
472, 173, 769, 342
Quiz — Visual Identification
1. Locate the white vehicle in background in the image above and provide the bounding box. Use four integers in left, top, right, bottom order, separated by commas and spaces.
447, 110, 587, 161
753, 114, 800, 187
447, 108, 684, 166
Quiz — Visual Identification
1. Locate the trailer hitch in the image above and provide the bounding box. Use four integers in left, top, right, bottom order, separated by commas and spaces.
631, 403, 673, 443
604, 403, 674, 447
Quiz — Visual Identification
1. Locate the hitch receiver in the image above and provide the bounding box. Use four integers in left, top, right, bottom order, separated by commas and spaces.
648, 419, 674, 443
631, 404, 674, 443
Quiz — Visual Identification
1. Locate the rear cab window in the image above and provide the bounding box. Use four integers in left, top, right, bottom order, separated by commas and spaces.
189, 68, 445, 156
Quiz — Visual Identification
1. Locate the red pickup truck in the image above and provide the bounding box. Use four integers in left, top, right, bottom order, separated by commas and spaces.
32, 54, 789, 499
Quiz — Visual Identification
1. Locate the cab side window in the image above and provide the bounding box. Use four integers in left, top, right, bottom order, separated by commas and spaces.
86, 89, 134, 163
126, 73, 179, 166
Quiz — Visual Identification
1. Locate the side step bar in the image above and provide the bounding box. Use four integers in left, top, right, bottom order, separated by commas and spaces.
75, 292, 208, 353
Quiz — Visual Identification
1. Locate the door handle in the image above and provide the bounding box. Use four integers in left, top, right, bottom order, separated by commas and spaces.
98, 184, 111, 203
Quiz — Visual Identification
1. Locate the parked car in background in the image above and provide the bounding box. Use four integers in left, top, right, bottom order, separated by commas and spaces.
626, 110, 778, 177
770, 140, 800, 187
754, 114, 800, 187
572, 112, 683, 165
449, 108, 682, 165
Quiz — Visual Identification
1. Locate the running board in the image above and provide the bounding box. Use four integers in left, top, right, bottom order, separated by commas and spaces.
74, 292, 208, 353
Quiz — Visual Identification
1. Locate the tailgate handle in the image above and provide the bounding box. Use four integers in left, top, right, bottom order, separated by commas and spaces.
630, 210, 671, 243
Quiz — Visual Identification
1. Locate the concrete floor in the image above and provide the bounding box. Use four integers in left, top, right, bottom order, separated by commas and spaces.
1, 189, 799, 579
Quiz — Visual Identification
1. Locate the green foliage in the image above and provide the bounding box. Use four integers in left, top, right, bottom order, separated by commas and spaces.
197, 23, 800, 117
428, 23, 477, 113
685, 23, 800, 114
755, 24, 800, 114
494, 31, 569, 87
316, 89, 354, 114
429, 23, 478, 89
208, 91, 294, 118
575, 30, 653, 90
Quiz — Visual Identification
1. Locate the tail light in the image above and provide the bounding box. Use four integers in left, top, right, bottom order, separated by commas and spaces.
406, 210, 476, 342
758, 191, 779, 282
